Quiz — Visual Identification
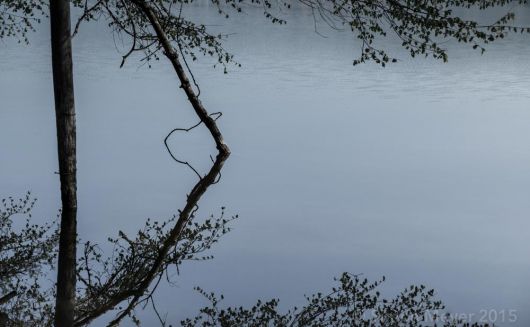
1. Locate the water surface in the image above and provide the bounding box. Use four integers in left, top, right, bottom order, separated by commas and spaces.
1, 5, 530, 326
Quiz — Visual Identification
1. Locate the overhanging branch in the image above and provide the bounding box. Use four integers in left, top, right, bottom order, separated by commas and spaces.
73, 1, 230, 325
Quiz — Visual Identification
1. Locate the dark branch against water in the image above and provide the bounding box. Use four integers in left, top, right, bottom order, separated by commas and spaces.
72, 1, 231, 325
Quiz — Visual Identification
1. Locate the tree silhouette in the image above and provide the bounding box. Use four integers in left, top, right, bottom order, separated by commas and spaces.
0, 0, 528, 325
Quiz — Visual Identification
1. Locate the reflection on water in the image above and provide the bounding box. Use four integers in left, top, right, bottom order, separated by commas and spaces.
1, 4, 530, 326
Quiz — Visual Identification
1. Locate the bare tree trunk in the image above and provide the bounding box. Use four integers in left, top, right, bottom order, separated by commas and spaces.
50, 0, 77, 326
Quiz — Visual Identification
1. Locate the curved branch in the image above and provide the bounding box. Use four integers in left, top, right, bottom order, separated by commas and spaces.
73, 1, 230, 325
130, 0, 230, 154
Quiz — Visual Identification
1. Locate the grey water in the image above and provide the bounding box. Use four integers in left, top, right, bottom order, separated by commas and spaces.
1, 4, 530, 326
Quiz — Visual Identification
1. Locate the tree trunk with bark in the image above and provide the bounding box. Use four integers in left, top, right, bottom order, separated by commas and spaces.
50, 0, 77, 326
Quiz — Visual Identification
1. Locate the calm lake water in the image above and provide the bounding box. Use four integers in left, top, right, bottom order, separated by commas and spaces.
1, 4, 530, 326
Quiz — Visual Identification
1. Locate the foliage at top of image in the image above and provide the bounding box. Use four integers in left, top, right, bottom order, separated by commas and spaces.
69, 0, 530, 69
0, 0, 46, 42
3, 0, 528, 68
